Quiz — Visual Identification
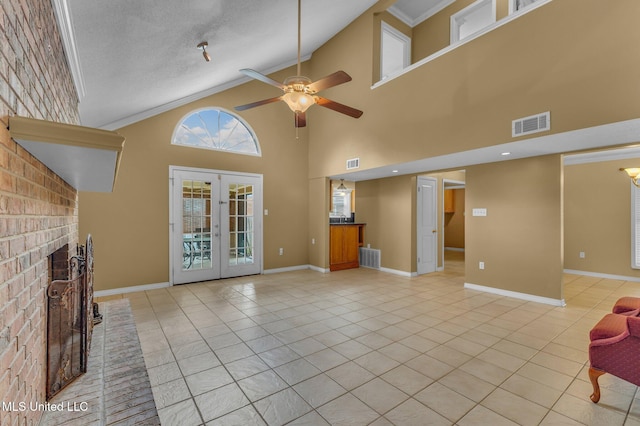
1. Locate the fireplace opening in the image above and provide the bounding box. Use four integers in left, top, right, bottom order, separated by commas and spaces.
46, 235, 98, 400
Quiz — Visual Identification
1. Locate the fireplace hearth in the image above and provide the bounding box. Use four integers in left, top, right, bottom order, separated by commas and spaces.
46, 235, 97, 400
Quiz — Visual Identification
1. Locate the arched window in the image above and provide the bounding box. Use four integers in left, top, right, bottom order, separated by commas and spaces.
172, 107, 261, 156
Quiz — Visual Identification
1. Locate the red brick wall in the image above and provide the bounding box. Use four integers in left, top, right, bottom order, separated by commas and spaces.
1, 0, 80, 424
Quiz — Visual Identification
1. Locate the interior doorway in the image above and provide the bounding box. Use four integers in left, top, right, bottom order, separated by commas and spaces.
442, 179, 465, 271
169, 166, 263, 284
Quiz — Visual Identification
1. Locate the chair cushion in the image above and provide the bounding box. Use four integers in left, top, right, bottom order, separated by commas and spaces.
590, 313, 629, 341
613, 297, 640, 315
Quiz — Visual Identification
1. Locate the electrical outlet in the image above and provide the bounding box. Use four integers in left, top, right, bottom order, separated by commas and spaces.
479, 261, 485, 270
579, 251, 585, 259
279, 248, 284, 256
311, 238, 315, 245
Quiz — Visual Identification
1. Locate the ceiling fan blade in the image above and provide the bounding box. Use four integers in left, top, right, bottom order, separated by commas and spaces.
240, 69, 286, 90
307, 71, 352, 93
315, 96, 363, 119
234, 96, 283, 111
295, 112, 306, 128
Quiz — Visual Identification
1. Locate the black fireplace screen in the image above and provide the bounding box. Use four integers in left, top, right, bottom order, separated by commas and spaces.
46, 235, 96, 400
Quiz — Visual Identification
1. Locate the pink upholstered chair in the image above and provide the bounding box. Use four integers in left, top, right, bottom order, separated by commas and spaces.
612, 296, 640, 316
589, 312, 640, 402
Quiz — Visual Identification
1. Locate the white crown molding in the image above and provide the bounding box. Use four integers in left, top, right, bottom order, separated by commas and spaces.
388, 0, 455, 27
51, 0, 86, 101
99, 54, 312, 131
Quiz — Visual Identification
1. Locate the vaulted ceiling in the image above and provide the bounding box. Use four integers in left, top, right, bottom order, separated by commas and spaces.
55, 0, 450, 130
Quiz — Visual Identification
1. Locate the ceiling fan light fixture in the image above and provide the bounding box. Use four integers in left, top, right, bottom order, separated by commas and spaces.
282, 76, 315, 113
233, 0, 362, 127
282, 91, 315, 113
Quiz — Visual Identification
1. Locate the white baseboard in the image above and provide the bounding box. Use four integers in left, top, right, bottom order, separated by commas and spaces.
94, 281, 171, 298
380, 267, 417, 277
464, 282, 566, 307
563, 269, 640, 283
263, 265, 323, 274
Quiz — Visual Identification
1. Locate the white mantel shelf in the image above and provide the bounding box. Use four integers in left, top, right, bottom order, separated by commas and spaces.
9, 116, 125, 192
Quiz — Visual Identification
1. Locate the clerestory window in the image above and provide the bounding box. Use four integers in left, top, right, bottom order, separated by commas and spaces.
450, 0, 496, 44
172, 107, 261, 156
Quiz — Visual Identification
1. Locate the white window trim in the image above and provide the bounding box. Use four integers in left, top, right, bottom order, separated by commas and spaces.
509, 0, 541, 15
632, 183, 640, 269
451, 0, 497, 44
380, 21, 411, 81
171, 107, 262, 157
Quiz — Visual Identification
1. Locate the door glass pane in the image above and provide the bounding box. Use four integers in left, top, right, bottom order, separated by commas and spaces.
228, 183, 254, 266
182, 180, 212, 271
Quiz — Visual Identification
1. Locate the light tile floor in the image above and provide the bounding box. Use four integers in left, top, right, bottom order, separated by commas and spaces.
114, 252, 640, 425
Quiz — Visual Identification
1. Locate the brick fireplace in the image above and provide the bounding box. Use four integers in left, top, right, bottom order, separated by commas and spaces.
1, 1, 82, 424
46, 237, 95, 400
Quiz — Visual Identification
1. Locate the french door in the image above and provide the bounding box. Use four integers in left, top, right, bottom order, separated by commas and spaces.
170, 167, 262, 284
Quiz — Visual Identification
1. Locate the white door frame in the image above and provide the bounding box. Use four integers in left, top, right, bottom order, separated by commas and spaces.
169, 165, 263, 285
417, 176, 438, 275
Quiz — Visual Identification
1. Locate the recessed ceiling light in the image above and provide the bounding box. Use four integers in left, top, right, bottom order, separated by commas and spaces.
501, 152, 511, 156
392, 170, 399, 173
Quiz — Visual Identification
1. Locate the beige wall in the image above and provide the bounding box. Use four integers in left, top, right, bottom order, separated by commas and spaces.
465, 155, 564, 300
308, 0, 640, 179
80, 66, 311, 290
355, 175, 415, 273
564, 157, 640, 279
308, 177, 329, 269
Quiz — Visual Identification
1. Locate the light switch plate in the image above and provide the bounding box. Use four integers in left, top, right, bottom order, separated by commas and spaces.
472, 208, 487, 217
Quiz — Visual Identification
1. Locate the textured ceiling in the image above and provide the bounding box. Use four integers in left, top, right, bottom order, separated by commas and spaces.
57, 0, 453, 129
62, 0, 384, 129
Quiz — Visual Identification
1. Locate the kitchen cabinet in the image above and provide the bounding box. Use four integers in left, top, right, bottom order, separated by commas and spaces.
444, 189, 455, 213
330, 224, 365, 271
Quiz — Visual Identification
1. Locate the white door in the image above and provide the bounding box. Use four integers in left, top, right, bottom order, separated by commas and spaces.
417, 177, 437, 274
220, 173, 262, 278
171, 167, 262, 284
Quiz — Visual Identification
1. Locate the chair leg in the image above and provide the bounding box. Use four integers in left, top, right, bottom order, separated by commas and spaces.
589, 367, 605, 403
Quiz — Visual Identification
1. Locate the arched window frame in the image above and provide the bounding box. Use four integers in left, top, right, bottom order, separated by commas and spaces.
171, 107, 262, 157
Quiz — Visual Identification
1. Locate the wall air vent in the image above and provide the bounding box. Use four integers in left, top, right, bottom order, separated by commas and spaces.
346, 158, 360, 170
512, 111, 550, 137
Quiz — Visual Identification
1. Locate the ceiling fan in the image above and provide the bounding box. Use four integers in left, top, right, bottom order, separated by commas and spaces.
234, 0, 363, 128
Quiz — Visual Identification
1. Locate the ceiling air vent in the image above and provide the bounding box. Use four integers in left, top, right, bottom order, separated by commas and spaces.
346, 157, 360, 170
512, 111, 550, 137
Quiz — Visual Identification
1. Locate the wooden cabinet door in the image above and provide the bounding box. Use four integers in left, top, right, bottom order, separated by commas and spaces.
343, 225, 359, 264
330, 226, 345, 265
330, 225, 360, 271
